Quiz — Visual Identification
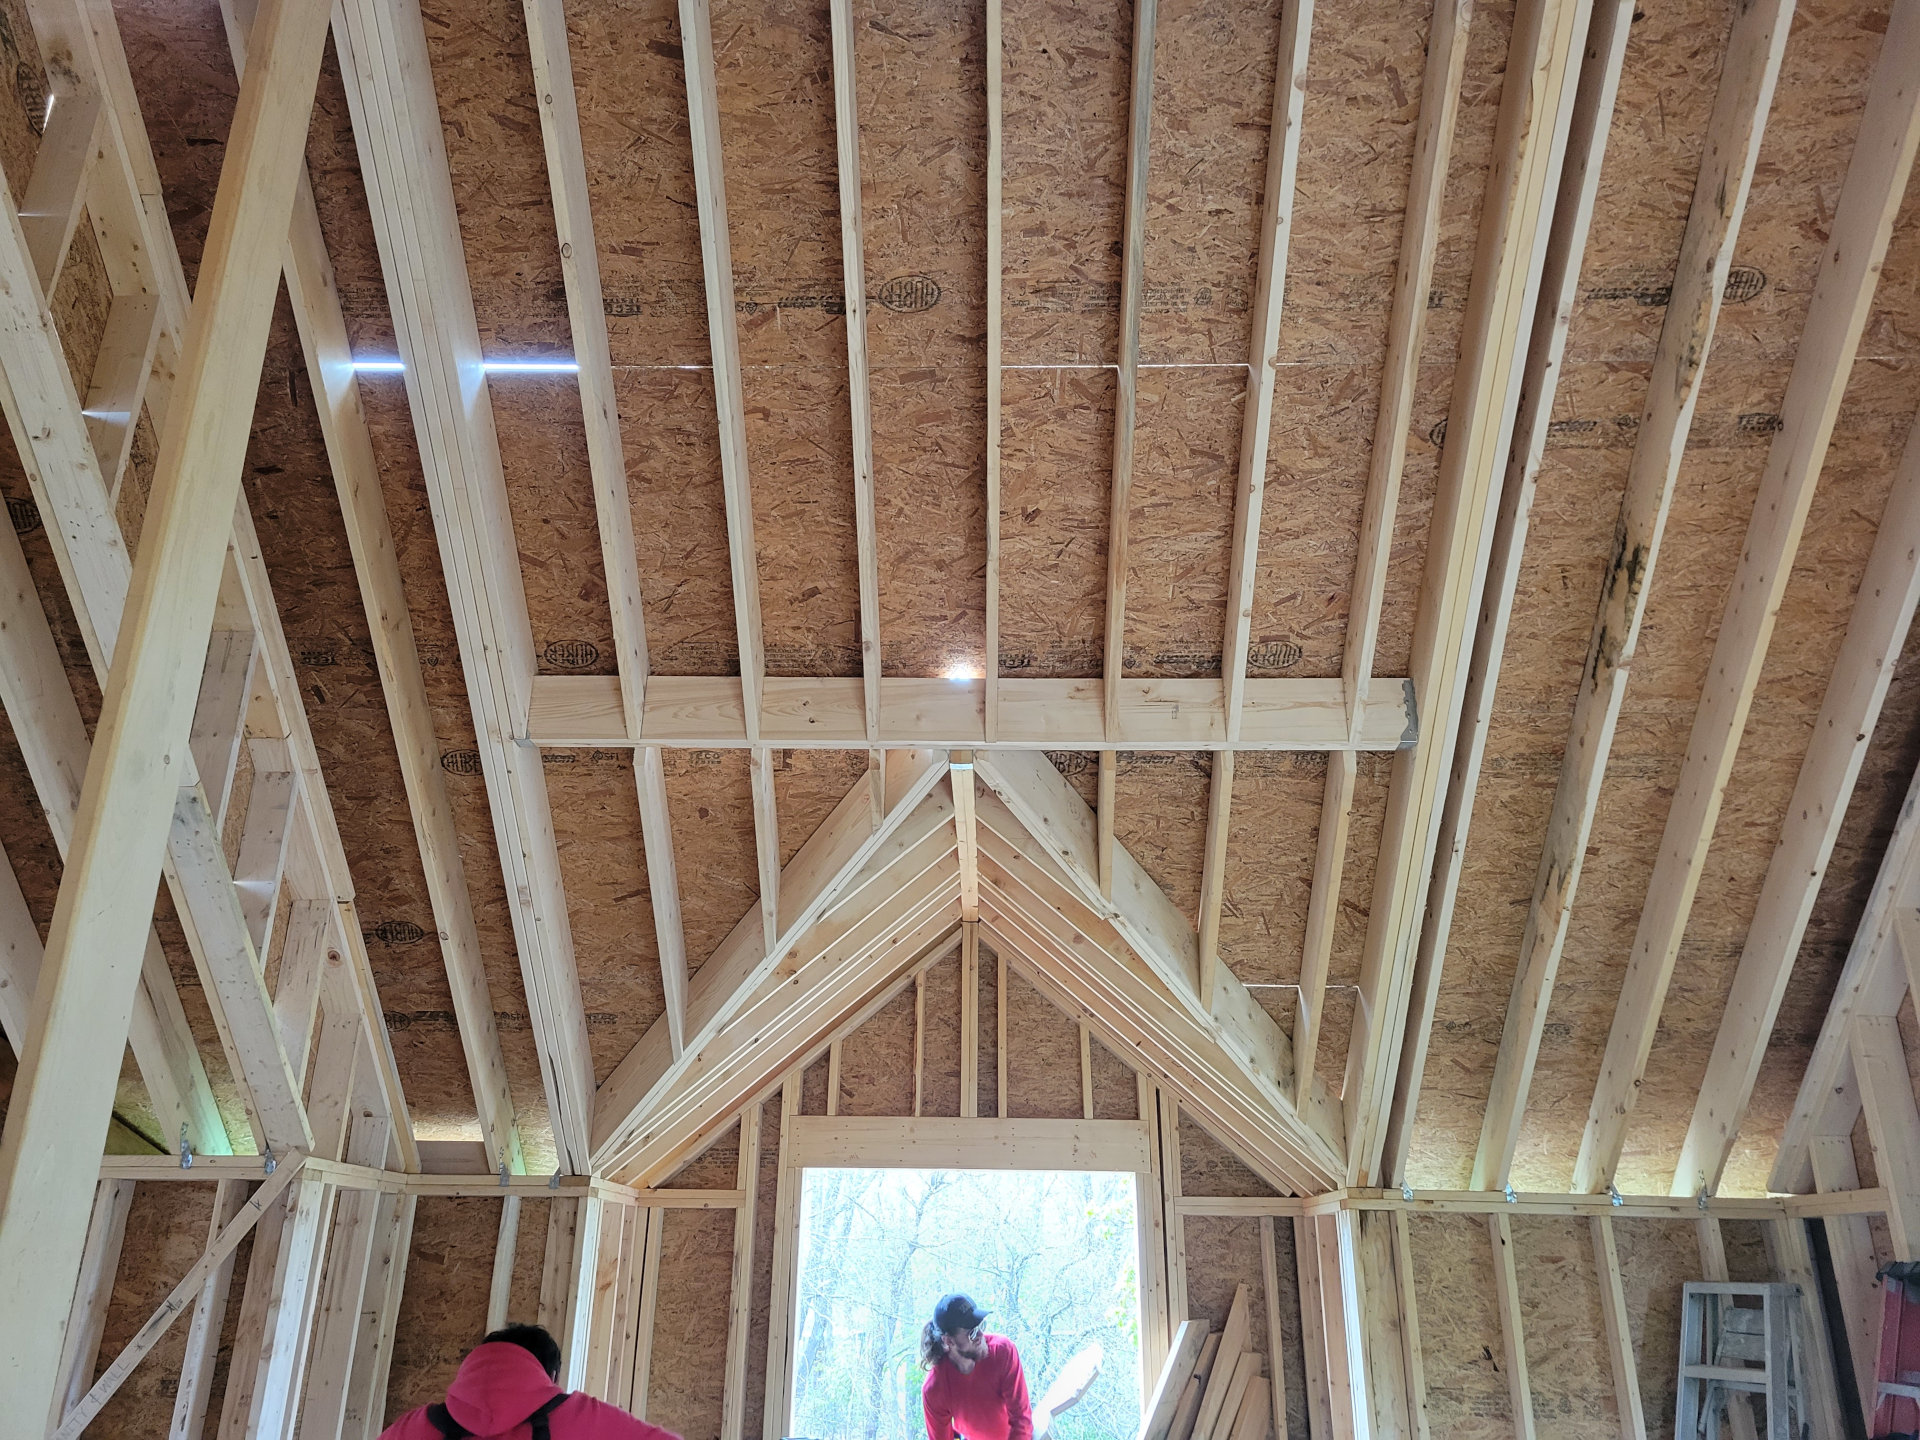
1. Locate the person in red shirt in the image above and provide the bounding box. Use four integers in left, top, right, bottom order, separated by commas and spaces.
920, 1294, 1034, 1440
378, 1324, 681, 1440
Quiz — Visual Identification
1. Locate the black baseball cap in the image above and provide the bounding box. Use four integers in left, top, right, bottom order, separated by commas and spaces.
934, 1293, 990, 1333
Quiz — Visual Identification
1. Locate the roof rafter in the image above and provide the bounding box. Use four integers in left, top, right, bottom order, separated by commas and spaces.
1376, 0, 1635, 1184
1102, 0, 1157, 742
1575, 6, 1920, 1192
1462, 0, 1790, 1192
1674, 411, 1920, 1195
334, 0, 597, 1169
1341, 0, 1590, 1185
591, 753, 950, 1162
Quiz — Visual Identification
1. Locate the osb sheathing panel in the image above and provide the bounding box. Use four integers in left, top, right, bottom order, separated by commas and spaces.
921, 950, 963, 1118
773, 749, 868, 867
1114, 751, 1210, 916
1514, 2, 1907, 1193
979, 940, 1002, 1118
1218, 753, 1327, 989
548, 752, 661, 1083
1091, 1034, 1141, 1120
1406, 1214, 1512, 1439
1180, 1111, 1278, 1199
838, 981, 918, 1117
1611, 1218, 1701, 1440
662, 1112, 741, 1189
859, 0, 989, 679
1509, 1216, 1619, 1440
660, 749, 759, 975
1003, 965, 1084, 1119
1122, 368, 1244, 679
1408, 0, 1737, 1187
1248, 0, 1425, 680
507, 1195, 554, 1326
1182, 1215, 1283, 1402
1000, 0, 1126, 367
388, 1197, 500, 1419
87, 1183, 218, 1438
646, 1207, 733, 1439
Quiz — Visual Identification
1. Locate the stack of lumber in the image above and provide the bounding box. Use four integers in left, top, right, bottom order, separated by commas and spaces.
1135, 1285, 1272, 1440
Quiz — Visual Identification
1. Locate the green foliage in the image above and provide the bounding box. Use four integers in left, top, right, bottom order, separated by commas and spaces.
787, 1168, 1141, 1440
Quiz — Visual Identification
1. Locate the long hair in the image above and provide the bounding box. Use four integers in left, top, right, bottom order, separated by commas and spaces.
920, 1320, 948, 1370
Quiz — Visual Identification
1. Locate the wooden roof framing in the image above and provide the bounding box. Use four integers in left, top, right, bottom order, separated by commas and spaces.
5, 0, 1920, 1415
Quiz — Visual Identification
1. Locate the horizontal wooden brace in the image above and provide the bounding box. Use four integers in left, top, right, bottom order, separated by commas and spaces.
1172, 1186, 1892, 1220
529, 674, 1418, 750
785, 1116, 1153, 1172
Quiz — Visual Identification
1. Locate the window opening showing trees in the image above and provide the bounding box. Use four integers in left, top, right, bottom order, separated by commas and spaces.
788, 1167, 1141, 1440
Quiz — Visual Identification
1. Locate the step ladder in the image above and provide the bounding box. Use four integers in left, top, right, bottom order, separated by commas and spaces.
1677, 1282, 1809, 1440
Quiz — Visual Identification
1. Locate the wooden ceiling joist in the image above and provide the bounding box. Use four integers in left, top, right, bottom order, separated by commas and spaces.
1457, 0, 1792, 1194
1674, 411, 1920, 1196
1102, 0, 1158, 744
1574, 7, 1920, 1193
333, 0, 598, 1169
518, 0, 691, 1066
1383, 0, 1635, 1186
1341, 0, 1590, 1185
0, 0, 332, 1411
531, 671, 1418, 750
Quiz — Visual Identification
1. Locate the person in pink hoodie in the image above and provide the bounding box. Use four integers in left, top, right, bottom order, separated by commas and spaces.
920, 1294, 1033, 1440
378, 1324, 682, 1440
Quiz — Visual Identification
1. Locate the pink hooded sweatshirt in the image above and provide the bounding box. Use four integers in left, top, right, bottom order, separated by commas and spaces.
378, 1341, 681, 1440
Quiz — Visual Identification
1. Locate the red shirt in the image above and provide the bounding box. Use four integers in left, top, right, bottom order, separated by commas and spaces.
378, 1342, 680, 1440
922, 1334, 1034, 1440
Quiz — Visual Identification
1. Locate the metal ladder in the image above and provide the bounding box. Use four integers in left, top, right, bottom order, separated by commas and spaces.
1677, 1282, 1810, 1440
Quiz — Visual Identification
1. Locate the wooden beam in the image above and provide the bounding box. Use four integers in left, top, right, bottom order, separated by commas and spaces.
1296, 750, 1355, 1110
1810, 1135, 1881, 1431
1342, 0, 1472, 738
342, 1191, 414, 1440
984, 0, 1002, 737
678, 0, 765, 739
1294, 1216, 1335, 1440
334, 0, 595, 1168
1261, 1218, 1296, 1440
298, 1186, 388, 1440
1097, 749, 1116, 896
1391, 1210, 1431, 1440
1848, 1016, 1920, 1258
1222, 0, 1312, 739
1136, 1077, 1171, 1378
827, 0, 882, 740
1576, 6, 1920, 1191
954, 752, 980, 922
751, 748, 781, 948
1197, 750, 1234, 1004
997, 947, 1008, 1118
1386, 0, 1635, 1185
762, 1073, 802, 1440
0, 0, 333, 1411
1104, 0, 1157, 742
1590, 1216, 1647, 1440
786, 1115, 1152, 1171
720, 1106, 761, 1440
1157, 1088, 1189, 1324
636, 748, 689, 1058
1342, 0, 1588, 1184
1484, 0, 1793, 1193
1488, 1212, 1537, 1440
530, 673, 1419, 752
487, 1194, 522, 1333
19, 58, 101, 295
1676, 409, 1920, 1194
1763, 1214, 1847, 1440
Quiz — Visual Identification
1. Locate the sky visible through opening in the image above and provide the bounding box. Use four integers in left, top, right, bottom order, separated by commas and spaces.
788, 1168, 1141, 1440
